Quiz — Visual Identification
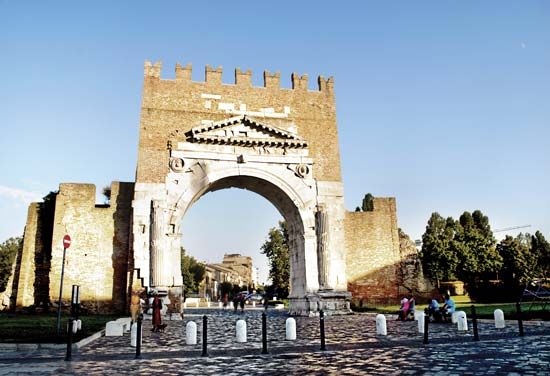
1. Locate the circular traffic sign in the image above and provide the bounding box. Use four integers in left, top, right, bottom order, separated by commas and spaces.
63, 234, 71, 249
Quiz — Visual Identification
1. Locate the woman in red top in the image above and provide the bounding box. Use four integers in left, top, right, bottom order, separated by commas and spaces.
151, 292, 163, 332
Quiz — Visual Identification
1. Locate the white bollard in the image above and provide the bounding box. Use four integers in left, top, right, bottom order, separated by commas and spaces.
457, 311, 468, 331
417, 312, 425, 333
186, 321, 197, 345
252, 301, 256, 308
77, 319, 82, 330
414, 311, 422, 321
286, 318, 296, 340
236, 320, 247, 343
451, 312, 459, 324
494, 309, 505, 329
219, 301, 223, 308
130, 323, 142, 347
376, 314, 387, 335
183, 302, 187, 309
72, 320, 78, 334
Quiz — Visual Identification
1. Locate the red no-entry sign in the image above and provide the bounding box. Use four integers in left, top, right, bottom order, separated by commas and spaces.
63, 235, 71, 249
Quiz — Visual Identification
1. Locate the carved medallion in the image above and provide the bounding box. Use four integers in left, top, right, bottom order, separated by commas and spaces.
295, 164, 310, 178
169, 157, 185, 172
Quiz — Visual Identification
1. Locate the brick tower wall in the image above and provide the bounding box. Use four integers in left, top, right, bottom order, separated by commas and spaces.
136, 62, 342, 184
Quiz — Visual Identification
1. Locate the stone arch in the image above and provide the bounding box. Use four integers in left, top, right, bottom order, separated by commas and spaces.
167, 165, 318, 299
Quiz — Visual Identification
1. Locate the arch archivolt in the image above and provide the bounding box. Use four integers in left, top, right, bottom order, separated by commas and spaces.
132, 123, 350, 314
163, 156, 319, 298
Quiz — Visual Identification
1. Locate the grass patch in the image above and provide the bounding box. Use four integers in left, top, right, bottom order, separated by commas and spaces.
0, 313, 119, 343
352, 295, 550, 320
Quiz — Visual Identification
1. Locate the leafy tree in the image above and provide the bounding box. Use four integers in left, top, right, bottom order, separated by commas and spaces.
361, 193, 374, 212
219, 281, 233, 298
453, 210, 501, 285
181, 248, 205, 294
102, 186, 111, 204
261, 221, 290, 297
531, 231, 550, 277
0, 237, 22, 292
496, 234, 535, 291
420, 213, 458, 287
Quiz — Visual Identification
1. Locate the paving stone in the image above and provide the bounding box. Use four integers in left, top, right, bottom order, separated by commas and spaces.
0, 310, 549, 374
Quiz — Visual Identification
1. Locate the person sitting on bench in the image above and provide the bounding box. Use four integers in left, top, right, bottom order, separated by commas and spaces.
440, 294, 456, 321
427, 297, 442, 322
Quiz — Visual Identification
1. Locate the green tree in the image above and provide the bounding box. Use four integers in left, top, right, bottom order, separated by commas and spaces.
453, 210, 501, 285
219, 281, 233, 298
261, 221, 290, 297
361, 193, 374, 212
180, 248, 206, 294
0, 237, 22, 292
496, 234, 535, 291
531, 231, 550, 278
420, 213, 458, 287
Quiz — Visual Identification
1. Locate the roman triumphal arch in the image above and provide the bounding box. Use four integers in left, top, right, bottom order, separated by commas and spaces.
131, 62, 352, 315
12, 61, 405, 315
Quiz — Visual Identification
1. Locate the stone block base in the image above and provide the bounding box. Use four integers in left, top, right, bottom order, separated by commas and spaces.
289, 291, 352, 316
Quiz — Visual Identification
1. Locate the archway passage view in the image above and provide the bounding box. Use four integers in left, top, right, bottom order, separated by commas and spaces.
179, 186, 286, 309
11, 62, 406, 316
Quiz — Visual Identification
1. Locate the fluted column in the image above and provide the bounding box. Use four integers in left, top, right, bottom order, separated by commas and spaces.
150, 200, 171, 287
316, 207, 330, 290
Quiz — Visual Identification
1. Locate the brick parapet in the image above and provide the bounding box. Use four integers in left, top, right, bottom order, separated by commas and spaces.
136, 61, 341, 184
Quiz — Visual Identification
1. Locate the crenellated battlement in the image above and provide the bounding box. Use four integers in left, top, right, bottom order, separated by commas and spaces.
144, 60, 334, 92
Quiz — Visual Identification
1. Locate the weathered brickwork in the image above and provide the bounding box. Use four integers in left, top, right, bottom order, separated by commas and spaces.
136, 62, 341, 184
345, 198, 401, 305
47, 182, 134, 313
14, 204, 40, 308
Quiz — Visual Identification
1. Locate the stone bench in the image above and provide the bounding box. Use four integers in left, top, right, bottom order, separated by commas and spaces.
183, 298, 201, 308
115, 317, 132, 332
105, 321, 124, 336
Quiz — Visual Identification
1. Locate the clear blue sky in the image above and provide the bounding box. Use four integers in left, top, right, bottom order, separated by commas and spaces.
1, 1, 549, 283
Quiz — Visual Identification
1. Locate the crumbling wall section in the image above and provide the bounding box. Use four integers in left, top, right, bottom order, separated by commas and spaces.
48, 182, 134, 313
345, 198, 401, 305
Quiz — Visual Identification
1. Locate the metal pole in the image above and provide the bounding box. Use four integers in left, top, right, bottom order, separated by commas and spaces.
261, 312, 268, 354
201, 315, 208, 357
320, 310, 326, 351
516, 302, 524, 337
135, 314, 142, 359
56, 247, 67, 336
471, 305, 479, 341
423, 314, 429, 344
65, 318, 73, 361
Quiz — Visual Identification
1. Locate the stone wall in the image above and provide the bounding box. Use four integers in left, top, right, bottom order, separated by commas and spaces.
46, 181, 134, 313
14, 203, 40, 308
136, 62, 341, 184
344, 198, 401, 305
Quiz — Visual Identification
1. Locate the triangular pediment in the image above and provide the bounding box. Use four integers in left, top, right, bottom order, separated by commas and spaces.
186, 116, 308, 148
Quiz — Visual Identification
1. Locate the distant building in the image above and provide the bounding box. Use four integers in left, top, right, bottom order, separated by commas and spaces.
199, 253, 254, 300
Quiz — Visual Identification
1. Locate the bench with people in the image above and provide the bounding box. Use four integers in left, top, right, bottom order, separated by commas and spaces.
396, 295, 416, 321
426, 293, 455, 323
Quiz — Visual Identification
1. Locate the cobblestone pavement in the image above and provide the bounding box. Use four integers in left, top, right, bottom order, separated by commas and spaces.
1, 310, 549, 375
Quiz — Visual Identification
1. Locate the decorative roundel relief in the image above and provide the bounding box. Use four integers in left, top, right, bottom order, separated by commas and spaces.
295, 164, 310, 178
169, 157, 185, 172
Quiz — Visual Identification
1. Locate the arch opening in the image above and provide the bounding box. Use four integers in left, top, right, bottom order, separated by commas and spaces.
173, 174, 311, 300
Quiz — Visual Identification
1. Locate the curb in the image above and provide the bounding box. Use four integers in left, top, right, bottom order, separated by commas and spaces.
0, 329, 104, 353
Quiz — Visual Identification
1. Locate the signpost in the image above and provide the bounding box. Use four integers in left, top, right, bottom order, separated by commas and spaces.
56, 235, 71, 336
